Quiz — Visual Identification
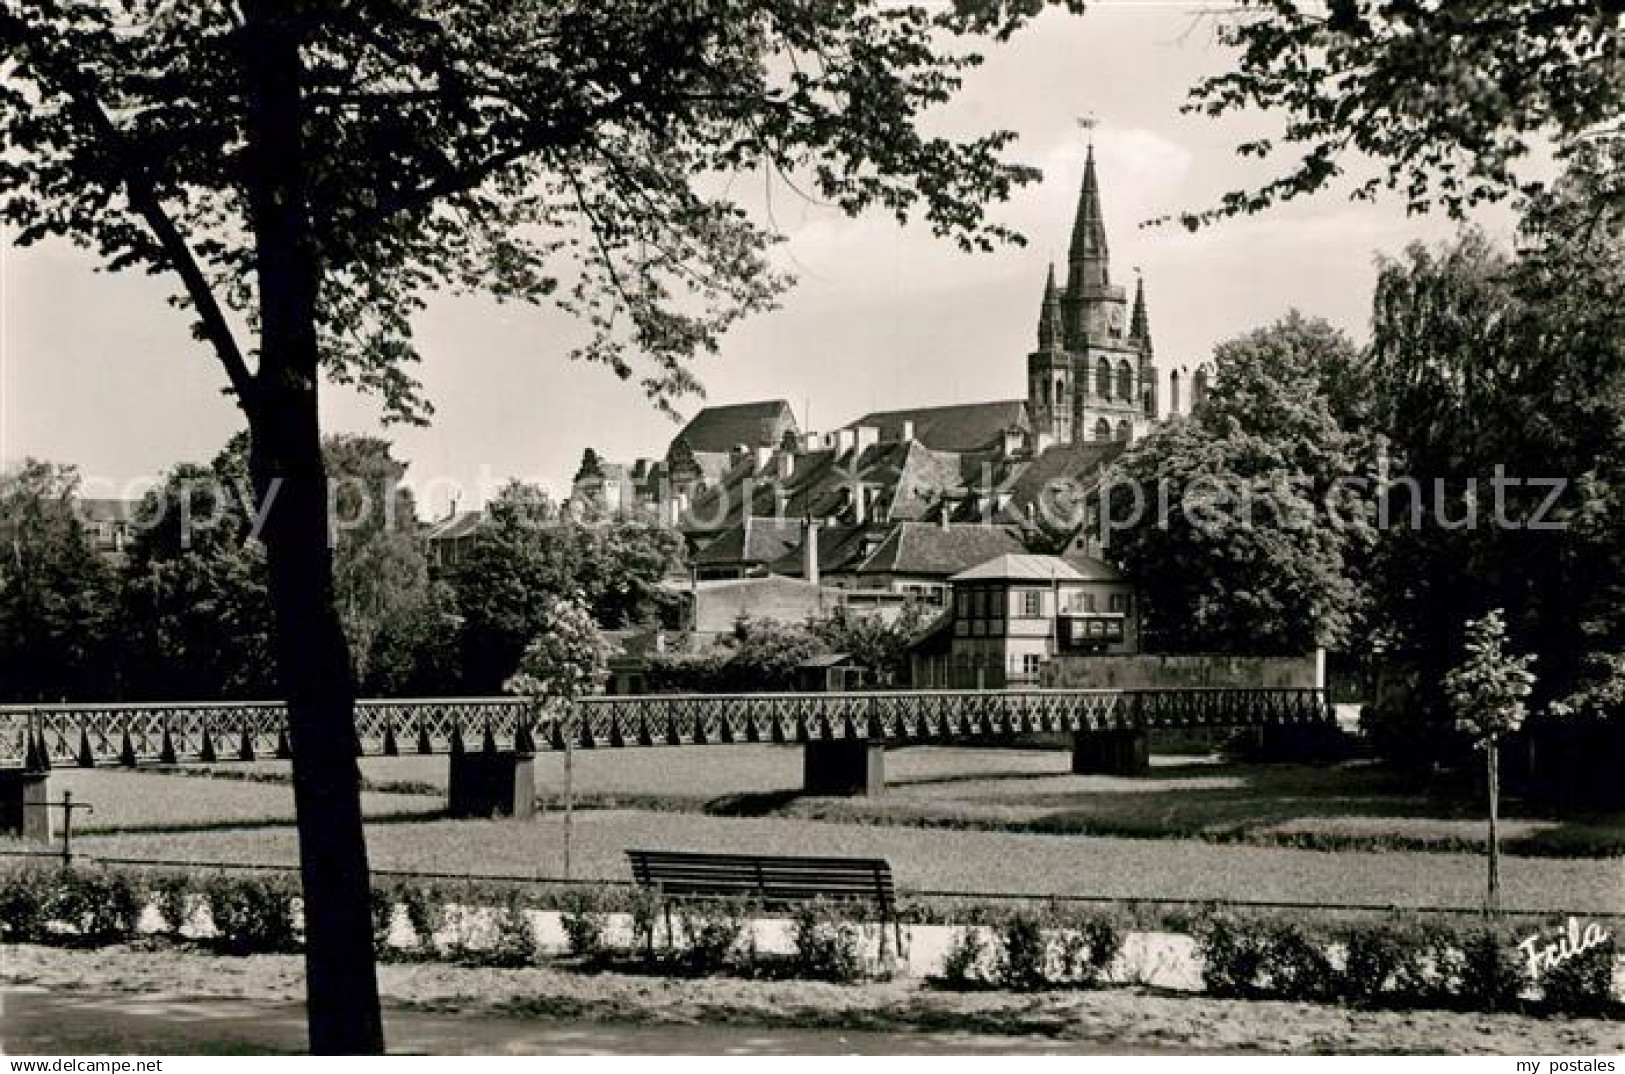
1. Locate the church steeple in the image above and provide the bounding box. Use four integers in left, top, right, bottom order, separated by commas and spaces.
1036, 262, 1063, 350
1067, 142, 1109, 290
1130, 273, 1151, 351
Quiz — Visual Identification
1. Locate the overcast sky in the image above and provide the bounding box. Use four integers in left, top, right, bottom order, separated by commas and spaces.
0, 2, 1525, 515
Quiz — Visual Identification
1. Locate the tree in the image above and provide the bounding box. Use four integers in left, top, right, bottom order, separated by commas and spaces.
1105, 313, 1376, 653
1179, 0, 1625, 226
0, 4, 1067, 1044
504, 593, 610, 880
1444, 609, 1536, 915
1365, 155, 1625, 750
0, 460, 117, 702
809, 604, 929, 685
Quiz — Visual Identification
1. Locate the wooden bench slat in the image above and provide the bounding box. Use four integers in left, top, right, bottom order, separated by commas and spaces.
626, 849, 896, 916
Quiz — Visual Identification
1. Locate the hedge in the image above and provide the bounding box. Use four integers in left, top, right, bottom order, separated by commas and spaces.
1, 862, 1619, 1015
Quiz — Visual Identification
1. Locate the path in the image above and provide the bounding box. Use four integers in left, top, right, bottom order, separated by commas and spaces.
0, 989, 1198, 1056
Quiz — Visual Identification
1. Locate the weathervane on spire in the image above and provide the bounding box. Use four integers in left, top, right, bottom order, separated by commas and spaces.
1076, 112, 1098, 146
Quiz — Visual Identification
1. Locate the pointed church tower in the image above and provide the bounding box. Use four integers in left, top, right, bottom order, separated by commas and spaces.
1027, 262, 1072, 444
1024, 134, 1161, 446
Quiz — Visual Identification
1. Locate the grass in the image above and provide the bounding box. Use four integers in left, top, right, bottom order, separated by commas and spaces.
57, 803, 1625, 914
11, 748, 1623, 916
153, 745, 1625, 857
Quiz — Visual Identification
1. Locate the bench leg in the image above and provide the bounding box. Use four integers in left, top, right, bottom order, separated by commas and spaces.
803, 740, 885, 796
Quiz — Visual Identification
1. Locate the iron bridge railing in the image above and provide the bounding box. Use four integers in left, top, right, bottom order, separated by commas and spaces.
0, 687, 1331, 770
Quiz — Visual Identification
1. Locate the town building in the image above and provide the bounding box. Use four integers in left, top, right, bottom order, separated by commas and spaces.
909, 552, 1140, 689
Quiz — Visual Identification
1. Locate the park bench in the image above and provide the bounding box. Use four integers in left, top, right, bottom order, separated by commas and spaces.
625, 849, 901, 951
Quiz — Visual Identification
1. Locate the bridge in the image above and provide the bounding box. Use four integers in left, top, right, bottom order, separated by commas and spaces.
0, 687, 1334, 836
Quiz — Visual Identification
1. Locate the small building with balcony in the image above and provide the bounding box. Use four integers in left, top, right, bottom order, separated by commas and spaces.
908, 552, 1139, 688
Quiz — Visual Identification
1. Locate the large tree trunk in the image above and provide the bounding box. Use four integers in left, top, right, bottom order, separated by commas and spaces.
241, 1, 384, 1054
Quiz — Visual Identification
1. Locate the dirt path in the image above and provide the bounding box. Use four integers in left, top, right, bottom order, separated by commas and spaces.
4, 946, 1622, 1055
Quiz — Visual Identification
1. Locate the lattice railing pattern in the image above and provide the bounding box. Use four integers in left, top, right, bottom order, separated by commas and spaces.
0, 687, 1330, 768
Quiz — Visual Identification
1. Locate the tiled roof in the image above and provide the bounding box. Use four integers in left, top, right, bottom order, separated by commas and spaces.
691, 515, 804, 567
1060, 550, 1126, 582
673, 400, 798, 454
951, 553, 1086, 583
851, 521, 1026, 578
425, 510, 484, 542
843, 400, 1029, 453
767, 523, 870, 577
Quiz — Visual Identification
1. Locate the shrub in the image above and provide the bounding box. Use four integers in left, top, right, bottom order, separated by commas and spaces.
671, 896, 755, 976
51, 868, 145, 945
627, 884, 665, 960
399, 881, 449, 955
559, 886, 613, 960
940, 927, 994, 989
788, 898, 869, 983
1540, 938, 1617, 1017
369, 885, 398, 957
1459, 926, 1528, 1013
1259, 920, 1338, 1002
203, 873, 301, 954
993, 910, 1049, 991
0, 865, 55, 942
1195, 914, 1271, 998
483, 893, 541, 968
1051, 908, 1124, 987
149, 872, 195, 937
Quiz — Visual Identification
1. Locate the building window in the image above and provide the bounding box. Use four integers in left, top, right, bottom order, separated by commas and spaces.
1096, 358, 1112, 399
1094, 418, 1112, 442
1117, 360, 1133, 401
1021, 590, 1042, 618
1022, 653, 1043, 678
1116, 419, 1133, 442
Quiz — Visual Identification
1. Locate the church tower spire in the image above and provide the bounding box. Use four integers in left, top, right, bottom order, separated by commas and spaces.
1037, 262, 1063, 350
1130, 272, 1151, 350
1067, 142, 1110, 294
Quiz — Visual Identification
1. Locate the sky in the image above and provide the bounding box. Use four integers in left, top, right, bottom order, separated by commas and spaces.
0, 2, 1526, 516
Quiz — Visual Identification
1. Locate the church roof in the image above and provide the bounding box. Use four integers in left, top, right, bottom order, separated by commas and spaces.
843, 400, 1029, 453
672, 400, 798, 454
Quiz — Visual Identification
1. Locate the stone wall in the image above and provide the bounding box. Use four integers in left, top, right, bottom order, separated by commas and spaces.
1040, 652, 1323, 690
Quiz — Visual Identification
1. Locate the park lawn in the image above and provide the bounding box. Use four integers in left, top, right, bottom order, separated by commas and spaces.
69, 805, 1625, 914
172, 746, 1625, 856
6, 945, 1623, 1055
2, 768, 440, 836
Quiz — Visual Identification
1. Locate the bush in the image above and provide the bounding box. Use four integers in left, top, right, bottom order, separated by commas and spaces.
483, 893, 541, 968
369, 885, 398, 957
0, 865, 55, 942
788, 898, 870, 983
1051, 907, 1124, 987
940, 926, 994, 989
149, 872, 195, 937
49, 868, 145, 945
1459, 926, 1528, 1013
993, 911, 1049, 991
203, 873, 301, 954
671, 896, 755, 975
559, 886, 613, 960
1539, 937, 1617, 1017
1258, 920, 1338, 1002
399, 881, 449, 955
1195, 914, 1271, 998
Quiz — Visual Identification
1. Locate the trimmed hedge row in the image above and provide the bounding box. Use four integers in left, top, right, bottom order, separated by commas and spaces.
1, 863, 1619, 1016
1193, 913, 1618, 1016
